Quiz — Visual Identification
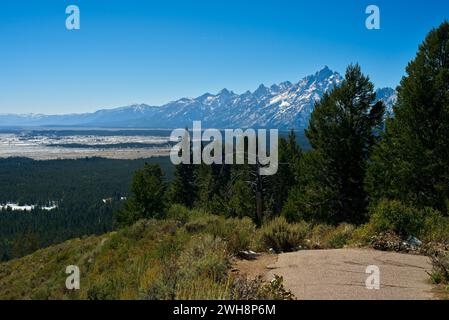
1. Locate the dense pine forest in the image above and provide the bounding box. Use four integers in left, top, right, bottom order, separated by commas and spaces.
0, 157, 174, 261
0, 131, 306, 262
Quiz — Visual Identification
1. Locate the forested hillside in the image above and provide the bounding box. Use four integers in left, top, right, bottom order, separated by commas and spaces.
0, 157, 174, 261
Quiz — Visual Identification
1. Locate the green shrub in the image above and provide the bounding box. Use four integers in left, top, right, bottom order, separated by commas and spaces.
139, 261, 176, 300
230, 275, 295, 300
203, 217, 256, 254
223, 218, 257, 254
368, 199, 424, 237
177, 234, 230, 282
184, 214, 220, 233
258, 217, 309, 253
307, 224, 334, 249
350, 224, 375, 246
87, 277, 123, 300
176, 274, 296, 300
324, 223, 355, 249
421, 209, 449, 243
166, 204, 191, 224
428, 251, 449, 285
184, 214, 257, 254
304, 223, 355, 249
175, 276, 231, 300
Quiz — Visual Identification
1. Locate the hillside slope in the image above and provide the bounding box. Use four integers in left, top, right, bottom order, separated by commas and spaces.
0, 215, 282, 300
0, 219, 214, 300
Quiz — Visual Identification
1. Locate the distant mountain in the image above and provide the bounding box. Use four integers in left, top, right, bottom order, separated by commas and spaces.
0, 104, 159, 128
375, 87, 397, 116
0, 67, 397, 129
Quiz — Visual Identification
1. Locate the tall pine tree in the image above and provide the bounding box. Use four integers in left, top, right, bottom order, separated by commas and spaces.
116, 163, 166, 226
366, 22, 449, 213
169, 161, 198, 208
283, 64, 385, 224
168, 128, 198, 208
266, 131, 302, 216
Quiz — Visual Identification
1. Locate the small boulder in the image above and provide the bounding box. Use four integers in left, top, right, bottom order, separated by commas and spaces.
238, 250, 259, 260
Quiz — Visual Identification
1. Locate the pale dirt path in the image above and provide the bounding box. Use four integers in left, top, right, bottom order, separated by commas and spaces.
236, 249, 434, 300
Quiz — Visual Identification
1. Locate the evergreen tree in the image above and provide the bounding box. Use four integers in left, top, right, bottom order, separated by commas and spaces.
228, 176, 256, 220
194, 160, 232, 213
366, 22, 449, 213
283, 64, 385, 224
169, 162, 198, 208
195, 163, 215, 209
266, 131, 302, 216
168, 128, 199, 208
116, 163, 166, 226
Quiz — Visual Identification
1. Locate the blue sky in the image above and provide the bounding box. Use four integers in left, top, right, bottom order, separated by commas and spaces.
1, 0, 448, 114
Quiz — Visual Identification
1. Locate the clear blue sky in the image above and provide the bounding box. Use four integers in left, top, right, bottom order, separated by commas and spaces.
1, 0, 448, 114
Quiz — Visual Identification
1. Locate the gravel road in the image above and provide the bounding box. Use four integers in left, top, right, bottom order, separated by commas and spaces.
265, 248, 433, 300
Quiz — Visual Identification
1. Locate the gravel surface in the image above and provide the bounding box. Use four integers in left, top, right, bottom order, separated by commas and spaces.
265, 248, 434, 300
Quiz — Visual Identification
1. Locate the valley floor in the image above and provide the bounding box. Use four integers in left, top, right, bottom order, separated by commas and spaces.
0, 147, 170, 160
236, 249, 434, 300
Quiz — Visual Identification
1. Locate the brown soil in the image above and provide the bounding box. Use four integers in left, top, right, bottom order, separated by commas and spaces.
232, 253, 278, 279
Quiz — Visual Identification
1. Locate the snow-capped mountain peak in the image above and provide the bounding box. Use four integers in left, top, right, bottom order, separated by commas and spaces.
0, 67, 397, 129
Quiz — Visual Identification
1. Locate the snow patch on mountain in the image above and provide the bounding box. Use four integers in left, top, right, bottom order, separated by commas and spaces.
0, 67, 397, 129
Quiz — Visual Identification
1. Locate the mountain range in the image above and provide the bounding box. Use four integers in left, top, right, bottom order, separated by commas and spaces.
0, 67, 397, 129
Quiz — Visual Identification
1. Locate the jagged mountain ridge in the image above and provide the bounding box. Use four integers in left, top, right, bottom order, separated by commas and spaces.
0, 67, 396, 129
